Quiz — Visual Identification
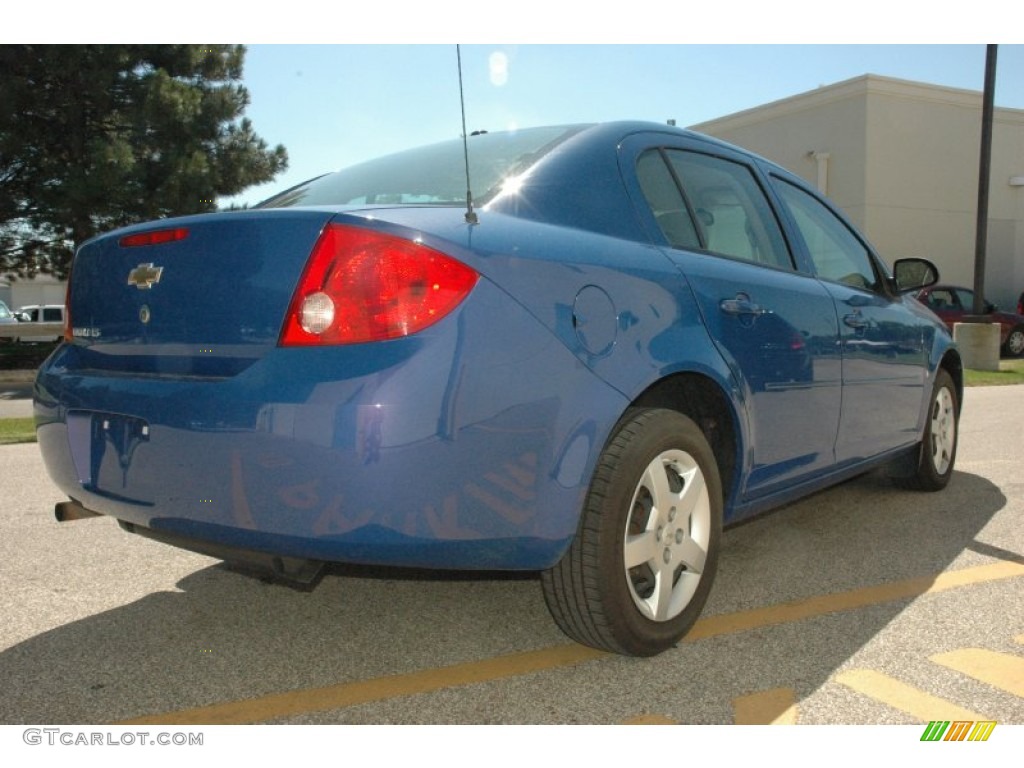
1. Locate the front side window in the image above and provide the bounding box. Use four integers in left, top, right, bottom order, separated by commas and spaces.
953, 288, 977, 310
924, 288, 958, 310
774, 178, 880, 291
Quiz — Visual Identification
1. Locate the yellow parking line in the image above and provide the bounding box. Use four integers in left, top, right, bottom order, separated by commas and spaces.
686, 561, 1024, 641
835, 669, 988, 722
733, 688, 798, 724
119, 644, 607, 725
116, 561, 1024, 725
931, 648, 1024, 698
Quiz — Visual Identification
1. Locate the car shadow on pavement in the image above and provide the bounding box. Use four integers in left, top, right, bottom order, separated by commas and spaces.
0, 469, 1014, 724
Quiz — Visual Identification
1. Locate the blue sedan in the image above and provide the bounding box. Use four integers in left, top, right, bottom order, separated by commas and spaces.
35, 122, 961, 656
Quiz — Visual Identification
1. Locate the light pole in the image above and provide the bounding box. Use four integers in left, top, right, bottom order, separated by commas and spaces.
972, 44, 997, 315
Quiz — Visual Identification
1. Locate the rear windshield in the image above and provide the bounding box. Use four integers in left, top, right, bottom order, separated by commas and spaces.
257, 125, 584, 209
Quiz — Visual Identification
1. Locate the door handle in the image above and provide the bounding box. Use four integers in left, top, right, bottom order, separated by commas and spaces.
843, 312, 869, 329
720, 294, 767, 317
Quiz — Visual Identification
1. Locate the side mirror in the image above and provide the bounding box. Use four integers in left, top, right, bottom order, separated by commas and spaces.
892, 258, 939, 293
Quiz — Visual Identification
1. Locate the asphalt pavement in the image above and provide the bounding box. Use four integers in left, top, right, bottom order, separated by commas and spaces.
0, 384, 1022, 727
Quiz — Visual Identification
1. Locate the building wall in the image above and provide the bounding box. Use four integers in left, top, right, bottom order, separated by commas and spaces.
690, 77, 870, 225
5, 275, 67, 311
983, 117, 1024, 308
691, 75, 1024, 311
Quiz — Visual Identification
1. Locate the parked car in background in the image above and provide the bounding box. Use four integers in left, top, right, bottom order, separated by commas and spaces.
0, 301, 18, 343
12, 304, 65, 344
35, 122, 962, 656
916, 285, 1024, 357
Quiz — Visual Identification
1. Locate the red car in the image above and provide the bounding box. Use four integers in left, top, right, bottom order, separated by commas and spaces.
917, 285, 1024, 357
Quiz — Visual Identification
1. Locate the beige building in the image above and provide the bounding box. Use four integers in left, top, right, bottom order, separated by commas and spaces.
691, 74, 1024, 311
0, 274, 67, 313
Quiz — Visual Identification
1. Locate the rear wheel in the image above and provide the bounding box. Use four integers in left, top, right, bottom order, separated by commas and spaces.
542, 408, 722, 657
891, 368, 958, 491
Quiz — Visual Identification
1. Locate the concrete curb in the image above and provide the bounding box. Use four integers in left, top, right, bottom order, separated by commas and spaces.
0, 370, 37, 383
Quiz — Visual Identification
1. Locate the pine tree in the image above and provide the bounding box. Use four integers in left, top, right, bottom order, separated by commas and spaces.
0, 44, 288, 278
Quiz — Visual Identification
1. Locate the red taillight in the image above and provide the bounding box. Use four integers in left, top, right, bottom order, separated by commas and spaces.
119, 227, 189, 248
280, 224, 478, 346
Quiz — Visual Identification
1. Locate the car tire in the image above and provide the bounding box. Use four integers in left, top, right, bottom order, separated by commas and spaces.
541, 408, 722, 657
891, 368, 958, 492
1002, 325, 1024, 358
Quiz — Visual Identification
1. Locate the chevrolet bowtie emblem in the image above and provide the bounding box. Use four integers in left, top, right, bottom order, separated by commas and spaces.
127, 263, 163, 289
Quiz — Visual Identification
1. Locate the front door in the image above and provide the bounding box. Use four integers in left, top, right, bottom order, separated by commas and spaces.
771, 177, 929, 463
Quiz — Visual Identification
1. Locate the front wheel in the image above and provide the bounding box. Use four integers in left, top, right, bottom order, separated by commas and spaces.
542, 408, 723, 657
1002, 325, 1024, 358
891, 368, 958, 491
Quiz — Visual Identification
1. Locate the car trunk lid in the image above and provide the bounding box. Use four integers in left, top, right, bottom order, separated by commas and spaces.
67, 210, 336, 377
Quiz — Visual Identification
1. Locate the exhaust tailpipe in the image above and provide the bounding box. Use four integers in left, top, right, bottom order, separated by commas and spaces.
55, 500, 102, 522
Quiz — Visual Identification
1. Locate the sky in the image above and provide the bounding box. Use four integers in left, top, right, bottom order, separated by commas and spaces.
224, 44, 1024, 207
7, 2, 1022, 208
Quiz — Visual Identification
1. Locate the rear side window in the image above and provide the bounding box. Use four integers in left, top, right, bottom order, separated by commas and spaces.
636, 150, 701, 250
42, 307, 63, 322
637, 149, 793, 271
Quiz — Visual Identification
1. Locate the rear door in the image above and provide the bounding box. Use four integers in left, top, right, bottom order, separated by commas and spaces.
627, 136, 842, 499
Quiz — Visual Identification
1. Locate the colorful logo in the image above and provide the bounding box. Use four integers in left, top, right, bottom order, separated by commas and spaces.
920, 720, 996, 741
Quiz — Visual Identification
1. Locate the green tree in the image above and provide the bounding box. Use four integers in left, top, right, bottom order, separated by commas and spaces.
0, 44, 287, 278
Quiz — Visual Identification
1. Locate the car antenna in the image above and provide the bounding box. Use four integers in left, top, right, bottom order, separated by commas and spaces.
456, 45, 478, 225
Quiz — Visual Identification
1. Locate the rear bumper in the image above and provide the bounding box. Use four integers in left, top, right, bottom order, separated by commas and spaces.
55, 497, 326, 587
35, 281, 628, 571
